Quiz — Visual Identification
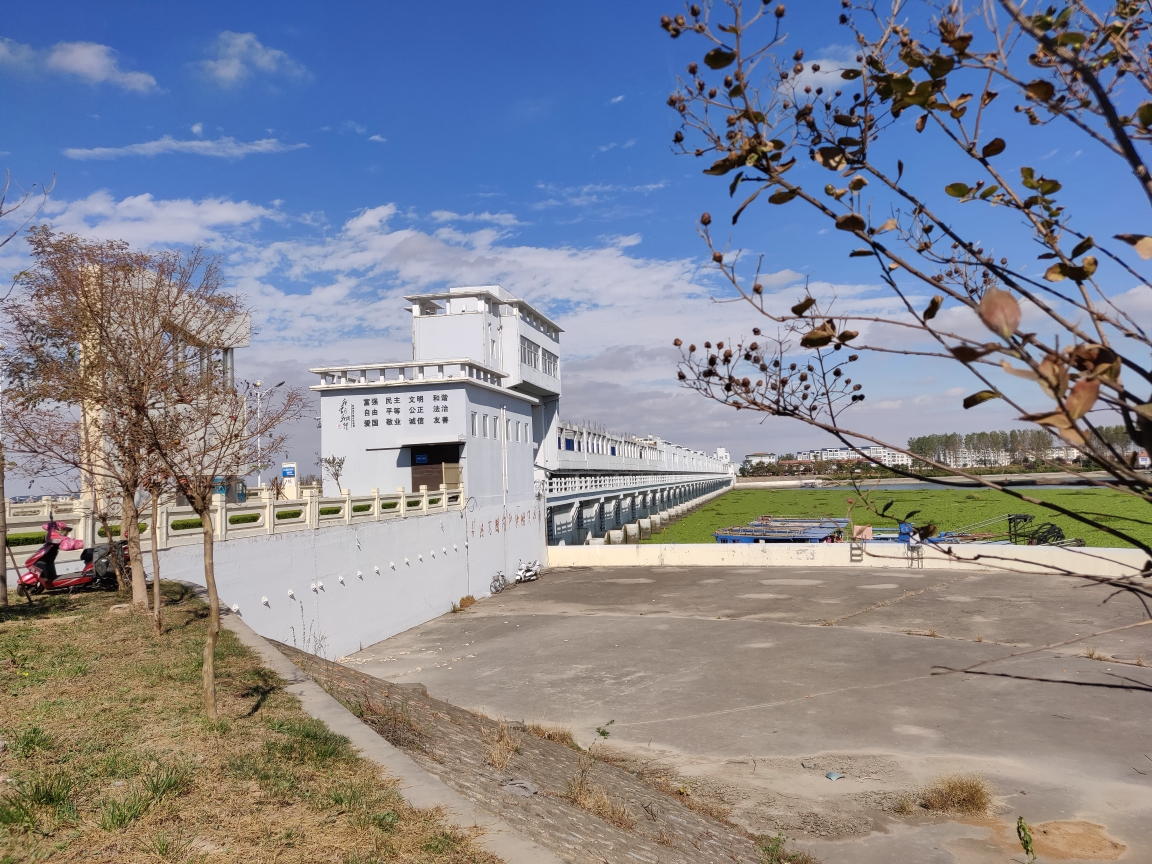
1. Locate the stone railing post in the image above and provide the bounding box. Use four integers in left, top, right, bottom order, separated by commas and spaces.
419, 484, 428, 514
372, 487, 380, 521
398, 486, 407, 518
439, 484, 448, 512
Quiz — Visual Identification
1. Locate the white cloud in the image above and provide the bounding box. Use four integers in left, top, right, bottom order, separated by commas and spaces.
430, 210, 523, 227
532, 181, 666, 209
0, 38, 36, 68
0, 38, 156, 92
45, 42, 157, 91
8, 190, 1038, 463
63, 135, 307, 161
191, 122, 203, 136
368, 134, 387, 143
199, 32, 308, 88
609, 94, 625, 104
38, 191, 279, 248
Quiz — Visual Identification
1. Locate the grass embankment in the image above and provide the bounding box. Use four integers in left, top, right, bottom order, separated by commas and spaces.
652, 488, 1151, 548
0, 585, 497, 864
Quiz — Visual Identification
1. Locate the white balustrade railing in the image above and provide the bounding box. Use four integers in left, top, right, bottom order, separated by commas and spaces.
2, 484, 465, 554
311, 358, 505, 389
546, 472, 732, 496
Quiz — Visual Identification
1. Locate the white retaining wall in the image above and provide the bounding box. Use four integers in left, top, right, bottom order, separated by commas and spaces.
547, 541, 1149, 578
162, 498, 545, 659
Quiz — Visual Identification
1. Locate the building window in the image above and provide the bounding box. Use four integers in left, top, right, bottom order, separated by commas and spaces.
471, 412, 477, 436
565, 438, 575, 451
506, 418, 512, 440
610, 445, 617, 456
483, 414, 489, 438
514, 421, 520, 442
542, 348, 558, 377
520, 336, 541, 370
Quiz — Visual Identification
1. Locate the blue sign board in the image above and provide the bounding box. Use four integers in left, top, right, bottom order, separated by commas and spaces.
282, 466, 296, 478
414, 454, 429, 464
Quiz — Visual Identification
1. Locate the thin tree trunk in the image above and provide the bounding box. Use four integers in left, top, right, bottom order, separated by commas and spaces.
150, 492, 161, 634
103, 515, 130, 592
199, 508, 219, 720
122, 490, 149, 609
0, 444, 8, 608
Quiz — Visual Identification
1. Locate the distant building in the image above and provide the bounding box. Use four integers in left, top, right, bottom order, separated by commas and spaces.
744, 452, 778, 467
793, 446, 910, 468
1139, 451, 1150, 469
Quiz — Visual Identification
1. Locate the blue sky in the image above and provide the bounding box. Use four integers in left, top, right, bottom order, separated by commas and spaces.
1, 1, 1147, 472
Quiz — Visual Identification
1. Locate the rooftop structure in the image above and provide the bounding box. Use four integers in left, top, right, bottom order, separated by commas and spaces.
313, 284, 733, 548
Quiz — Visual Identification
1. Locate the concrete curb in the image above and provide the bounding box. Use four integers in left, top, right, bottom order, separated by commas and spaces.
218, 610, 563, 864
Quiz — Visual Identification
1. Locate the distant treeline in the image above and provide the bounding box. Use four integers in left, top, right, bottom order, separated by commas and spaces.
908, 426, 1134, 460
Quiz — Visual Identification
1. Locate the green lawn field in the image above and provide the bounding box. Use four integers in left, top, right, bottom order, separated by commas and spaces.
651, 487, 1151, 548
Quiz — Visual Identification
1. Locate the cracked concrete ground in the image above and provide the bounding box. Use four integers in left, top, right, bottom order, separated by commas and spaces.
344, 564, 1152, 863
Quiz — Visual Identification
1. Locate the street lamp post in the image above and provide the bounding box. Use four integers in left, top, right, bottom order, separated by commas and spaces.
251, 380, 285, 488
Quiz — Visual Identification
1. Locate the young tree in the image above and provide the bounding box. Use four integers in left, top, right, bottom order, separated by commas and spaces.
661, 1, 1152, 586
3, 231, 217, 609
143, 373, 304, 719
319, 454, 346, 495
0, 172, 51, 608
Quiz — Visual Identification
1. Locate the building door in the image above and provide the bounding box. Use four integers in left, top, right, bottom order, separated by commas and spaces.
409, 444, 461, 492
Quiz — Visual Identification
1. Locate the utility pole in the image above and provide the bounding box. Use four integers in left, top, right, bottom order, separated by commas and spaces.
253, 380, 263, 487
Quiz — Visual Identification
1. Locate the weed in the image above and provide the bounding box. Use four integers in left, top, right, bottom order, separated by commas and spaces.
266, 717, 354, 764
919, 774, 992, 815
19, 770, 74, 811
328, 781, 370, 811
142, 761, 192, 800
1137, 654, 1147, 667
657, 827, 673, 846
12, 726, 54, 757
760, 833, 822, 863
370, 810, 399, 833
893, 795, 917, 815
482, 722, 522, 771
1084, 646, 1111, 661
421, 831, 464, 853
458, 595, 476, 609
98, 789, 150, 831
200, 717, 231, 735
526, 724, 581, 750
0, 794, 38, 833
138, 831, 192, 860
358, 696, 425, 751
564, 751, 636, 830
975, 634, 983, 643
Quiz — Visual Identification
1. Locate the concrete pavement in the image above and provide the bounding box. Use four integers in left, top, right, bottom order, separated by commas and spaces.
345, 564, 1152, 863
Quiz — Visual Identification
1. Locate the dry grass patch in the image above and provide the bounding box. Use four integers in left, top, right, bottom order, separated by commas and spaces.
0, 583, 498, 864
1084, 646, 1112, 662
918, 774, 993, 815
525, 723, 580, 750
481, 722, 522, 771
565, 752, 636, 831
597, 750, 735, 825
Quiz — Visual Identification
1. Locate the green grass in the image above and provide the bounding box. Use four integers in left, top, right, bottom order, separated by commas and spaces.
319, 506, 342, 516
652, 488, 1151, 548
0, 584, 498, 862
169, 518, 203, 531
275, 509, 303, 520
228, 513, 260, 525
352, 504, 372, 513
